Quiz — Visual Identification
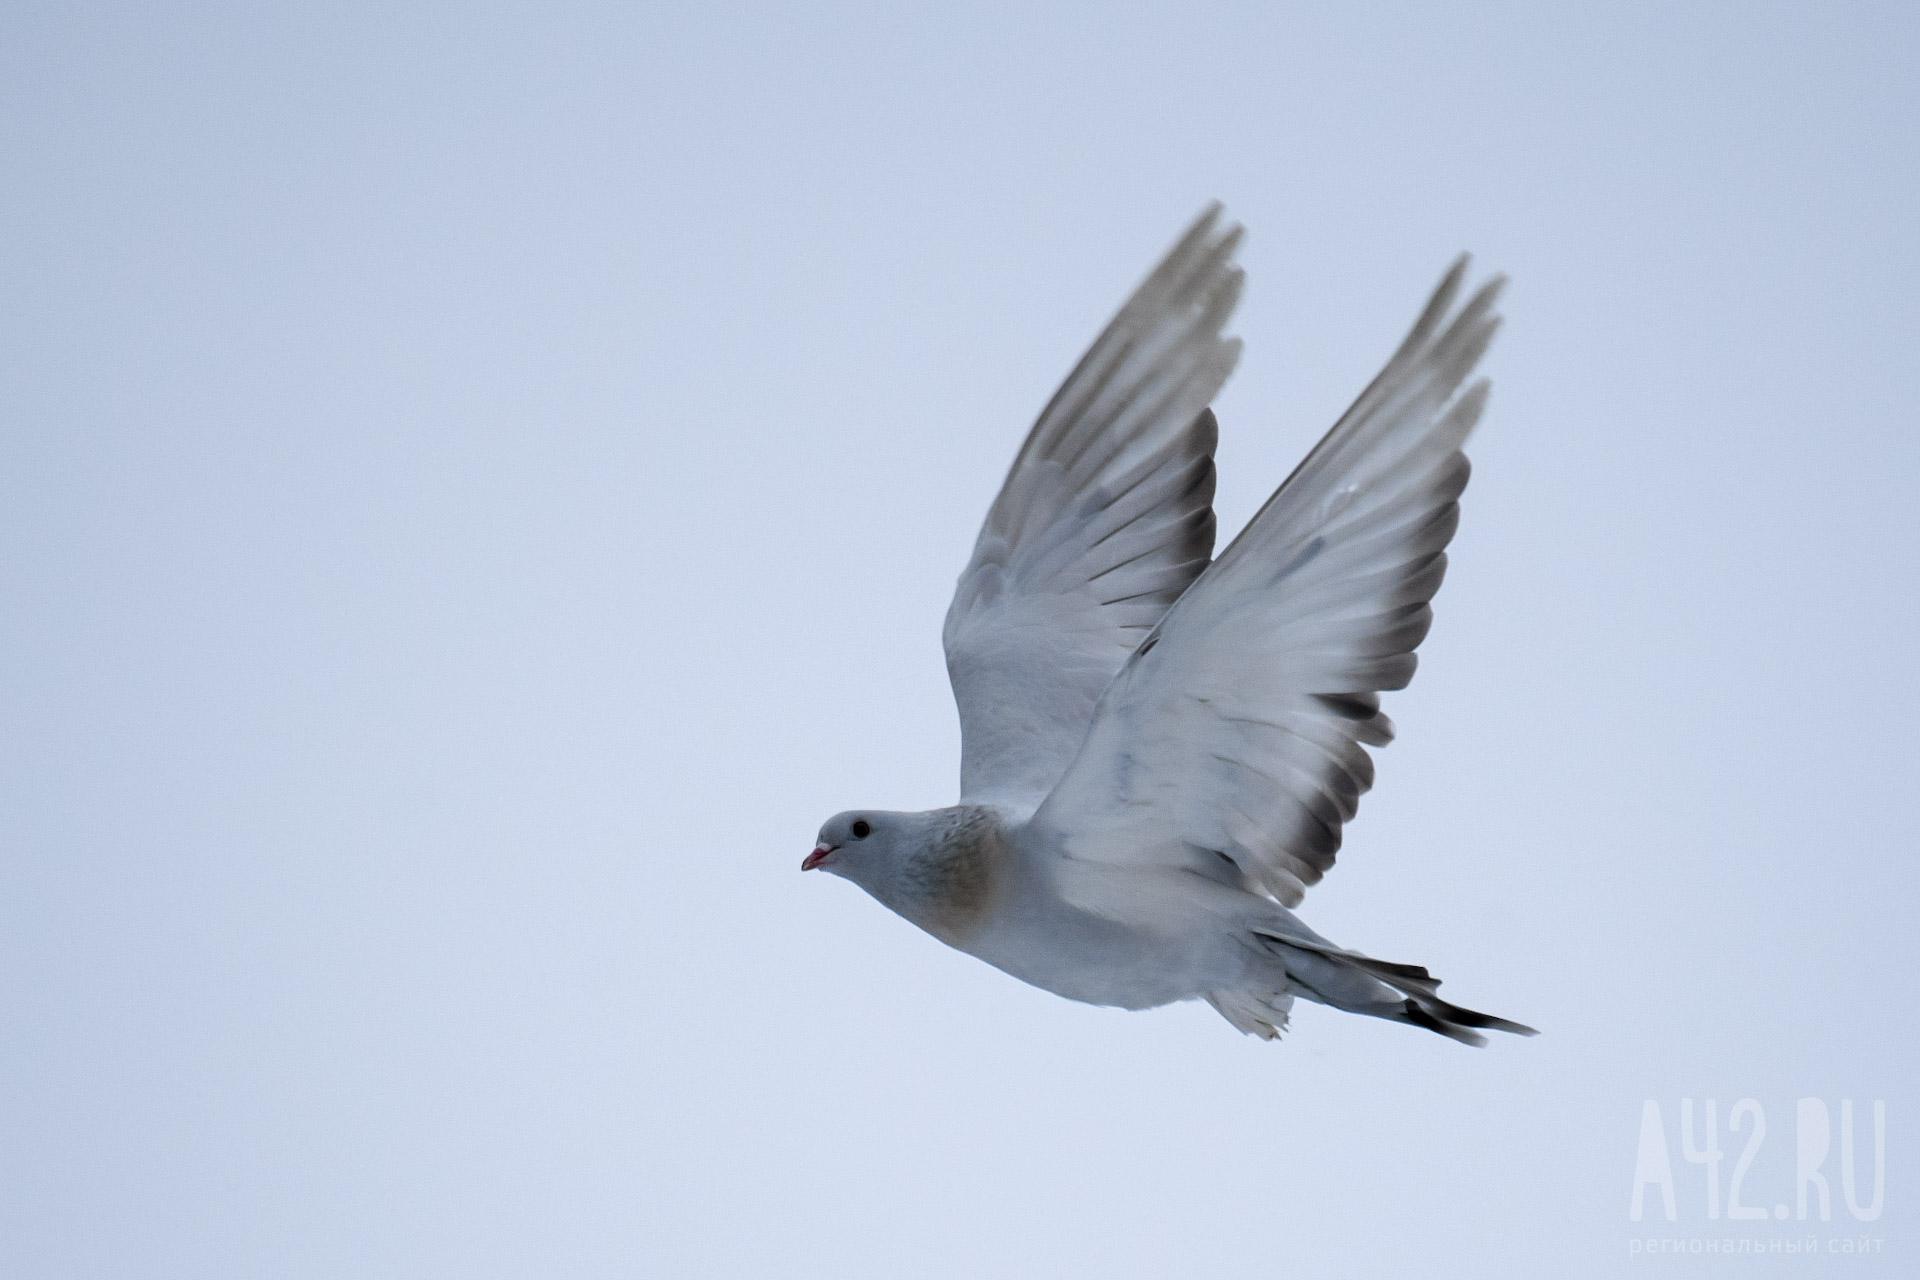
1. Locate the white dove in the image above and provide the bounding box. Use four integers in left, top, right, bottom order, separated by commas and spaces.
806, 205, 1534, 1045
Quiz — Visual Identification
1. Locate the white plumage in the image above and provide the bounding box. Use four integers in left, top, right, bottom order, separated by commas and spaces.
808, 206, 1533, 1045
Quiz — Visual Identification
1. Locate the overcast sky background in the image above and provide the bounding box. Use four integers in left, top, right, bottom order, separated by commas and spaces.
4, 4, 1917, 1277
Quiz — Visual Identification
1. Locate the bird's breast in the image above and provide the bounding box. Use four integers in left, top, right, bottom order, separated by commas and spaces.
906, 821, 1000, 946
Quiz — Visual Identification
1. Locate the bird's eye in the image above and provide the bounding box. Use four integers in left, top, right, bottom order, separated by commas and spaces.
851, 819, 872, 839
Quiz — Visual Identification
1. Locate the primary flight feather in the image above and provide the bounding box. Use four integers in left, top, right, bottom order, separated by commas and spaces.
806, 205, 1533, 1045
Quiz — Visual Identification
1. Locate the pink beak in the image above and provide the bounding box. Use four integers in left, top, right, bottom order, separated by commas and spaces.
802, 842, 835, 871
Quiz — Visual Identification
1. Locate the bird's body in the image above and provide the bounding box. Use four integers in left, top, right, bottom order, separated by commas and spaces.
900, 806, 1234, 1011
808, 206, 1534, 1046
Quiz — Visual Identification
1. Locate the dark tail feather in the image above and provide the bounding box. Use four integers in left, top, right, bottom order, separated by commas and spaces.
1342, 953, 1441, 992
1334, 949, 1538, 1043
1399, 998, 1488, 1046
1397, 994, 1538, 1047
1251, 927, 1537, 1047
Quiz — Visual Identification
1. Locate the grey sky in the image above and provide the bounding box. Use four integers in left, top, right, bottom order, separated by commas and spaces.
3, 4, 1916, 1276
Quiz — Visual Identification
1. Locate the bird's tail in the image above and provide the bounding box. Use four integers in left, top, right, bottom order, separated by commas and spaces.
1250, 928, 1537, 1047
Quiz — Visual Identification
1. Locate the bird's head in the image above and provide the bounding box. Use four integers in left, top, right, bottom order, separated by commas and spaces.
804, 807, 995, 942
804, 810, 907, 885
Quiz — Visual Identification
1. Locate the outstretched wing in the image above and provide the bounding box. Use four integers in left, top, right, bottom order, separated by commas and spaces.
944, 206, 1244, 810
1031, 259, 1503, 906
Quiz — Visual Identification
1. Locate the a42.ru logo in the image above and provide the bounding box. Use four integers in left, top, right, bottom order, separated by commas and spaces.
1630, 1098, 1885, 1222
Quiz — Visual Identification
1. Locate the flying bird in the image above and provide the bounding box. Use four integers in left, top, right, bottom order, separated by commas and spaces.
806, 206, 1534, 1045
